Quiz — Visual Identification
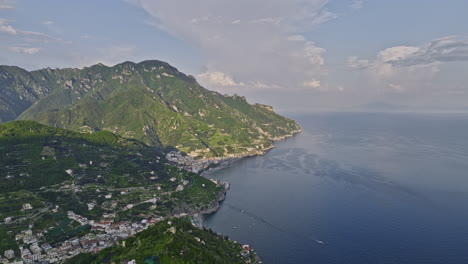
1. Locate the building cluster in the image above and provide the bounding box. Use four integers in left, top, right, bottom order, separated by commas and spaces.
66, 211, 88, 226
2, 211, 163, 264
165, 151, 214, 173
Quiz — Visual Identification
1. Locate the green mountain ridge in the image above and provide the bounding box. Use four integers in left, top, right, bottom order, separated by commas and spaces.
0, 60, 300, 158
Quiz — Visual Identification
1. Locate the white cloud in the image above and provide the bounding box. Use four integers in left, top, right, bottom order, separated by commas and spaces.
8, 46, 40, 54
43, 21, 54, 25
249, 17, 283, 25
251, 81, 281, 89
131, 0, 333, 92
0, 24, 16, 34
302, 79, 336, 92
0, 18, 62, 42
387, 36, 468, 66
197, 71, 242, 87
304, 41, 326, 65
377, 46, 420, 64
287, 35, 306, 42
351, 0, 365, 10
307, 8, 338, 27
348, 36, 468, 92
303, 80, 321, 88
0, 19, 16, 34
20, 30, 61, 42
348, 56, 371, 69
0, 0, 14, 9
196, 71, 289, 94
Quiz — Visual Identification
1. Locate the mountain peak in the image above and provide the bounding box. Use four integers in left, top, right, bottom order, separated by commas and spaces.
1, 60, 300, 158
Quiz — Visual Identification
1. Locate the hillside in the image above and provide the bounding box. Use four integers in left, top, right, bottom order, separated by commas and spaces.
66, 218, 259, 264
0, 121, 228, 262
0, 66, 51, 123
0, 60, 300, 158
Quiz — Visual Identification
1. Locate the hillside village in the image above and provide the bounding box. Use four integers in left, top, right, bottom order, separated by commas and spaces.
0, 121, 258, 264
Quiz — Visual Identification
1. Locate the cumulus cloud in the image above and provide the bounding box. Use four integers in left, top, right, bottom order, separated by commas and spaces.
197, 71, 289, 93
352, 36, 468, 70
348, 56, 371, 69
8, 46, 40, 55
348, 36, 468, 91
0, 24, 16, 34
197, 71, 243, 87
0, 18, 16, 34
130, 0, 333, 92
385, 36, 468, 66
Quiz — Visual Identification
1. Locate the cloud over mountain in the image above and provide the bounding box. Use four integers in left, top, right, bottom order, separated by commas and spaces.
131, 0, 333, 92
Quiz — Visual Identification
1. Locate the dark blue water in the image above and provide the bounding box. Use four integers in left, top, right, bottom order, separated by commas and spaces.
204, 112, 468, 264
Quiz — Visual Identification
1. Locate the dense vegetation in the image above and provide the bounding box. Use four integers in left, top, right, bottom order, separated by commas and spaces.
0, 121, 222, 253
0, 60, 300, 158
66, 218, 255, 264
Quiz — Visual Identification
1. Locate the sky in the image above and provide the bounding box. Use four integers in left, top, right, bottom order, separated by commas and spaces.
1, 0, 468, 112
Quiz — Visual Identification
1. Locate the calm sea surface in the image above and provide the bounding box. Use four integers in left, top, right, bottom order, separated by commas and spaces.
204, 112, 468, 264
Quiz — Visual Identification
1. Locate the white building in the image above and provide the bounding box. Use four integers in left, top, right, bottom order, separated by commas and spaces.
4, 249, 15, 259
22, 203, 33, 210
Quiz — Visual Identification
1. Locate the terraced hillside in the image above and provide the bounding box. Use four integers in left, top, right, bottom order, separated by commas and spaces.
0, 121, 225, 259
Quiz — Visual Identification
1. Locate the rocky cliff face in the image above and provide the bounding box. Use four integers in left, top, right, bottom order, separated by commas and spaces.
0, 60, 301, 158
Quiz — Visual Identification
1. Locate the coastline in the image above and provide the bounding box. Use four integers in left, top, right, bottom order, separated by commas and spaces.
191, 129, 301, 264
196, 127, 302, 222
200, 127, 302, 177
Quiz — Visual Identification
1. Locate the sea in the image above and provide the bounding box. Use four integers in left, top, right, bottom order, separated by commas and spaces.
203, 112, 468, 264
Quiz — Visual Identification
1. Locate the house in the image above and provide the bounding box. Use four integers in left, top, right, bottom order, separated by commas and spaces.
22, 203, 33, 210
30, 244, 42, 254
4, 249, 15, 259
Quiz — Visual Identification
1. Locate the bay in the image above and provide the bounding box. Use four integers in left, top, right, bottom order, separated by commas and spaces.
204, 112, 468, 264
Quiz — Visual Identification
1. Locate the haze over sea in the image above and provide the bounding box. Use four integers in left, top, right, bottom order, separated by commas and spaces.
204, 112, 468, 264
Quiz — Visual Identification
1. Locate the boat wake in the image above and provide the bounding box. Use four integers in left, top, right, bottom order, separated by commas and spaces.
224, 202, 325, 246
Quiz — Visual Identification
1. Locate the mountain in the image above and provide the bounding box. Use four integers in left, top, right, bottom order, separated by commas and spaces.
0, 66, 51, 123
0, 60, 301, 158
0, 121, 228, 261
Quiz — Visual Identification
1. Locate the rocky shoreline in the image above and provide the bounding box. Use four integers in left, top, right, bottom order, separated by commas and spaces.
200, 127, 302, 176
179, 127, 303, 220
172, 127, 301, 264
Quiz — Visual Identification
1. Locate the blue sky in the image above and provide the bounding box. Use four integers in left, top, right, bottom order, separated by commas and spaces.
1, 0, 468, 111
